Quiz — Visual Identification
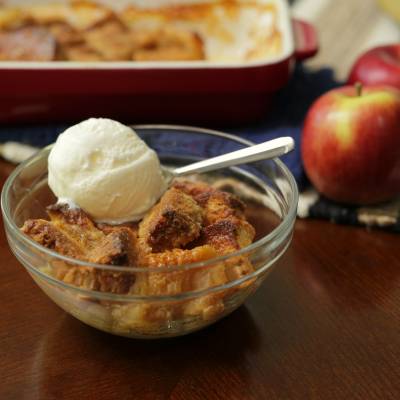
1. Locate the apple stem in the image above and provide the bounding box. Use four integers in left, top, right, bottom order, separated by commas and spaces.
355, 82, 363, 97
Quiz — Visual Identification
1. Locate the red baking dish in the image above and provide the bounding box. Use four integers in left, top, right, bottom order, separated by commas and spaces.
0, 0, 318, 125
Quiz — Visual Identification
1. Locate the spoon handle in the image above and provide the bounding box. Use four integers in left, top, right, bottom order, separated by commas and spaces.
173, 136, 295, 177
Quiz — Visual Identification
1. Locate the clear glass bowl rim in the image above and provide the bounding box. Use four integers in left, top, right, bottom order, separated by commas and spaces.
1, 124, 298, 279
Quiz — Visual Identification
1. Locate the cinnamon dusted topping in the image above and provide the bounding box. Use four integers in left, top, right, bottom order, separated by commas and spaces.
139, 187, 204, 253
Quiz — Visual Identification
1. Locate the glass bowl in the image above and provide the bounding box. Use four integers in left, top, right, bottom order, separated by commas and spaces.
1, 125, 298, 339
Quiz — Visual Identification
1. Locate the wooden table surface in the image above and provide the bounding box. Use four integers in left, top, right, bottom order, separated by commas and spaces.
1, 157, 400, 400
1, 2, 400, 398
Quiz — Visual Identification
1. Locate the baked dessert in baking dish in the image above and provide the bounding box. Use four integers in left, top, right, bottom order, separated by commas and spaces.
0, 0, 282, 62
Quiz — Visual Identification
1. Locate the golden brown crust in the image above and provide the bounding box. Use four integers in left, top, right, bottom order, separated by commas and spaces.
132, 26, 204, 61
22, 204, 135, 266
84, 20, 134, 61
22, 180, 256, 311
22, 218, 83, 258
48, 23, 84, 46
173, 180, 246, 220
172, 180, 255, 287
203, 217, 255, 250
138, 187, 204, 253
0, 8, 31, 30
61, 43, 102, 61
22, 204, 138, 294
0, 3, 205, 62
25, 2, 113, 30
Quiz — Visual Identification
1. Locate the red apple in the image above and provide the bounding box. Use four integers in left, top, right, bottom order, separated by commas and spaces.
348, 44, 400, 90
301, 84, 400, 204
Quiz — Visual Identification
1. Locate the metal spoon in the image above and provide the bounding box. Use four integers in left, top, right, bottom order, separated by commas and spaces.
165, 136, 294, 182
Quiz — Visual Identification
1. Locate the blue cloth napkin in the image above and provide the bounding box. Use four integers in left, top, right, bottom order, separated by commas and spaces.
0, 65, 340, 190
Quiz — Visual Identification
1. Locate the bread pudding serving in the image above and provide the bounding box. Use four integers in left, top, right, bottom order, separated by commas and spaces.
19, 119, 258, 335
22, 179, 255, 328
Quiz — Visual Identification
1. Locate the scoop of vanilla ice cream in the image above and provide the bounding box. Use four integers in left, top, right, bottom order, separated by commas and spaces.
48, 118, 167, 224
